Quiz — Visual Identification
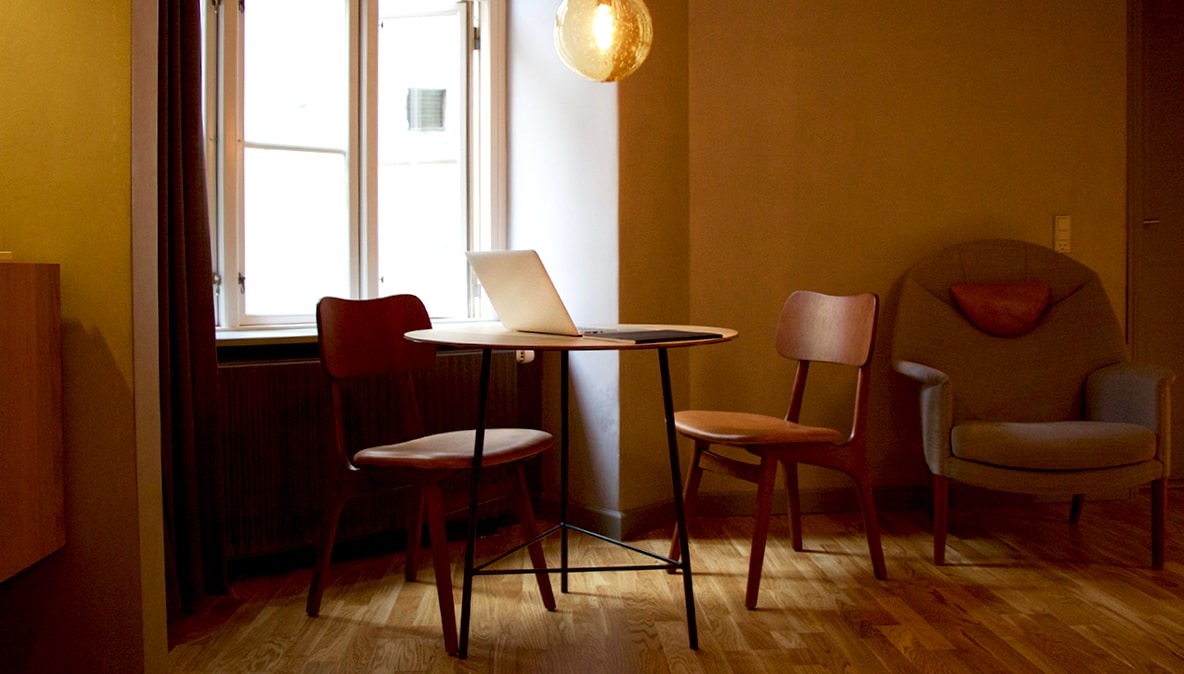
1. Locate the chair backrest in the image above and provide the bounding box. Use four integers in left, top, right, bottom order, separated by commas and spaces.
776, 291, 879, 430
316, 294, 437, 380
776, 291, 878, 367
892, 239, 1128, 423
317, 295, 438, 458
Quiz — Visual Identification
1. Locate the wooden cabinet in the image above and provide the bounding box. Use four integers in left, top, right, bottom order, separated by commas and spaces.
0, 262, 64, 583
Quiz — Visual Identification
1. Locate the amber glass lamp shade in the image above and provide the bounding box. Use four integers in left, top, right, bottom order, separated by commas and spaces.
554, 0, 653, 82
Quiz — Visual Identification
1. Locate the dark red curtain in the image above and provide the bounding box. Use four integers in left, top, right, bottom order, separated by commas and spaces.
159, 0, 226, 621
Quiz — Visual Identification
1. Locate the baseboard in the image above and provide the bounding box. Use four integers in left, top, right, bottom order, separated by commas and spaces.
542, 482, 1143, 542
541, 485, 929, 541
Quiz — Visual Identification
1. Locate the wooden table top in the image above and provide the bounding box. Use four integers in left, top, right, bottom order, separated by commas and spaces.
405, 323, 737, 351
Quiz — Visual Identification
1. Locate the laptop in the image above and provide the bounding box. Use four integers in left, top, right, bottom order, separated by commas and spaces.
466, 249, 585, 336
466, 249, 722, 343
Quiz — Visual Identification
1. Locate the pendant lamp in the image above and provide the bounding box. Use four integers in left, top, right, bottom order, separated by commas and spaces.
554, 0, 653, 82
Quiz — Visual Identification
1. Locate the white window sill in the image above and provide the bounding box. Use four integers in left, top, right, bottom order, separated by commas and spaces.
216, 326, 318, 347
215, 317, 501, 348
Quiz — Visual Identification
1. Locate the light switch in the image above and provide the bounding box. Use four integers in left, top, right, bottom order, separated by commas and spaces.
1054, 215, 1071, 253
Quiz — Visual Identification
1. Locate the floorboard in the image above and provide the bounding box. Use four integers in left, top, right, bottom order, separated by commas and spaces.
169, 488, 1184, 672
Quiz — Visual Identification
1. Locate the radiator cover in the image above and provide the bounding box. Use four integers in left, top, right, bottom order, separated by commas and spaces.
216, 346, 541, 562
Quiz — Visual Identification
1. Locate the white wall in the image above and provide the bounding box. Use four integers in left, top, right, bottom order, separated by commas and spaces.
508, 2, 624, 521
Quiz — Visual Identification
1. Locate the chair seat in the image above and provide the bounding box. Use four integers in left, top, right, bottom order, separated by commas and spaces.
675, 410, 844, 445
354, 428, 553, 471
951, 421, 1157, 471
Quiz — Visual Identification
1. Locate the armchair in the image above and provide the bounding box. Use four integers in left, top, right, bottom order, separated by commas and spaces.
891, 239, 1172, 568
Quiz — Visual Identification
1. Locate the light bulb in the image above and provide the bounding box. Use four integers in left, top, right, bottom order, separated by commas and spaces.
554, 0, 653, 83
592, 4, 615, 52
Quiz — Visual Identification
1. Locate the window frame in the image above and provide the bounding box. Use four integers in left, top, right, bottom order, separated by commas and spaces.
204, 0, 506, 330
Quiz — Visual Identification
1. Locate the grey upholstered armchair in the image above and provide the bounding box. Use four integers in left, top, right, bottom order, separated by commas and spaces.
892, 239, 1173, 568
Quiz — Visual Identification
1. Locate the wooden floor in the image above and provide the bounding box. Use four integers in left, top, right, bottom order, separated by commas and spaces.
169, 488, 1184, 673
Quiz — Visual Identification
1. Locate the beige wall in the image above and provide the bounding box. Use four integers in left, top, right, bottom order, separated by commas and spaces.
617, 0, 693, 517
619, 1, 1129, 511
0, 1, 165, 670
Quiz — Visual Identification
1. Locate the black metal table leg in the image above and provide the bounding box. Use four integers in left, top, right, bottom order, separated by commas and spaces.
659, 348, 698, 650
457, 347, 493, 659
560, 351, 571, 594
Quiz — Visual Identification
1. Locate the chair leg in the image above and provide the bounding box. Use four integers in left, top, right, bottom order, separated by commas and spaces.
307, 497, 347, 617
852, 472, 887, 580
745, 459, 779, 610
1069, 494, 1084, 524
514, 464, 556, 610
933, 475, 949, 565
669, 440, 707, 563
405, 488, 426, 582
423, 483, 459, 655
780, 461, 803, 552
1152, 478, 1166, 570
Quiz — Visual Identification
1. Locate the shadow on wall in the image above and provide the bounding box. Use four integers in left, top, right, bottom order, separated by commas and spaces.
0, 319, 143, 670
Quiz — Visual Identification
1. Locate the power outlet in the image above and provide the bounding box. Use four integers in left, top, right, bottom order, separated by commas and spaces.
1054, 215, 1071, 253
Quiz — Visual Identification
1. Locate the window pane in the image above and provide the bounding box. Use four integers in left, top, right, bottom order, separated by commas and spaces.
243, 148, 350, 316
377, 6, 468, 317
244, 0, 348, 149
377, 164, 467, 315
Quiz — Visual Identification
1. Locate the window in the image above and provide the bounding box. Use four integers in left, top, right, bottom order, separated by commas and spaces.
204, 0, 503, 327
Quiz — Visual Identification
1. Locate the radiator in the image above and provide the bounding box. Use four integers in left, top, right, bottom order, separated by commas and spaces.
217, 348, 541, 562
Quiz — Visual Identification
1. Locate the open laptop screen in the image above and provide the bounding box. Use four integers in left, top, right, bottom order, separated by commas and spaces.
466, 250, 582, 336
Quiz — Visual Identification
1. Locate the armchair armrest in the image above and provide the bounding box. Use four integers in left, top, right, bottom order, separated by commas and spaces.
1086, 362, 1174, 465
893, 359, 954, 472
1086, 363, 1174, 426
894, 359, 948, 386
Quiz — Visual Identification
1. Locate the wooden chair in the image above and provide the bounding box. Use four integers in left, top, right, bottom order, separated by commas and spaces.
307, 294, 555, 655
669, 291, 887, 608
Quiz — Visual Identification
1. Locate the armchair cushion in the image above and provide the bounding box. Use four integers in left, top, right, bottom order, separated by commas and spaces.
951, 420, 1157, 471
950, 281, 1050, 337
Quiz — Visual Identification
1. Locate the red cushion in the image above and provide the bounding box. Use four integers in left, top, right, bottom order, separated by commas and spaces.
950, 281, 1051, 337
